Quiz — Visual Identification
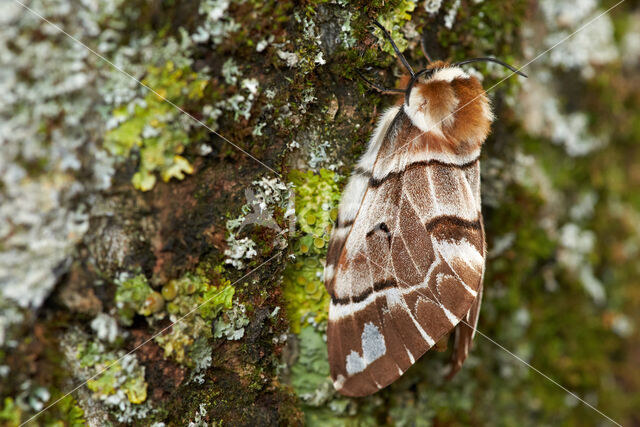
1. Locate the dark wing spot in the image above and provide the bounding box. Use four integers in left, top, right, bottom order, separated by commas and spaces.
366, 222, 392, 247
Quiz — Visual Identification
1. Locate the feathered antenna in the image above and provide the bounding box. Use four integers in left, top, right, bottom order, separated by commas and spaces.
453, 57, 528, 78
372, 21, 415, 78
357, 23, 528, 105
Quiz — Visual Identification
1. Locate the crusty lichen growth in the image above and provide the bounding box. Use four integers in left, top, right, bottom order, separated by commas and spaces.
283, 169, 342, 333
105, 61, 208, 191
66, 332, 152, 423
3, 0, 640, 425
155, 269, 235, 365
115, 273, 164, 326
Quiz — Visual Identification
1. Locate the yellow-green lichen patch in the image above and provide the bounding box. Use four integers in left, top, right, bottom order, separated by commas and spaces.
73, 337, 152, 422
0, 394, 86, 427
289, 169, 341, 256
104, 61, 208, 191
282, 257, 329, 334
374, 0, 417, 54
51, 395, 87, 427
0, 398, 21, 427
115, 273, 164, 326
283, 169, 342, 332
155, 271, 234, 365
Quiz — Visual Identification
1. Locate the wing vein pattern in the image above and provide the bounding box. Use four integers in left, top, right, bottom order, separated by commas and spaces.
325, 106, 486, 397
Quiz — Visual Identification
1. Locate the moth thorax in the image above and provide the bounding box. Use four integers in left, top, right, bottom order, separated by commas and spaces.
404, 67, 494, 149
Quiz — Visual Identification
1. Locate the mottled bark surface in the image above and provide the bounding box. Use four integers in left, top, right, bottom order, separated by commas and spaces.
1, 0, 640, 426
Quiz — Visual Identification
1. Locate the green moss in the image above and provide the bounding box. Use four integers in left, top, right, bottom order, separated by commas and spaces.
104, 61, 208, 191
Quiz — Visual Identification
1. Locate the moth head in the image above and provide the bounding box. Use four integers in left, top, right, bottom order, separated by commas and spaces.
403, 61, 495, 146
365, 21, 527, 148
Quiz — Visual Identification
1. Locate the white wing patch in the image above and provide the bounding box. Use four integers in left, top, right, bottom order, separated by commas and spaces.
357, 106, 401, 171
345, 322, 387, 375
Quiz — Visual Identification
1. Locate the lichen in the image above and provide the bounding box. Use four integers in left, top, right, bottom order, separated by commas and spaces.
374, 0, 417, 54
90, 313, 121, 344
69, 334, 152, 423
3, 0, 640, 425
114, 273, 164, 326
282, 169, 342, 333
191, 0, 240, 45
213, 301, 250, 340
0, 397, 21, 427
289, 327, 332, 405
104, 61, 208, 191
224, 176, 293, 268
155, 270, 234, 365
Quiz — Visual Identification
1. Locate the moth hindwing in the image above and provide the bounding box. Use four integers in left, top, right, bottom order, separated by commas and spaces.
324, 57, 494, 396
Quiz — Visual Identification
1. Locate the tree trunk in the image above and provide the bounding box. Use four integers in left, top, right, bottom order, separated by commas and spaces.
1, 1, 639, 426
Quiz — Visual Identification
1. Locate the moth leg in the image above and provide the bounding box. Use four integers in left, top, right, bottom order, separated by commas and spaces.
434, 333, 450, 352
420, 34, 433, 64
356, 70, 405, 95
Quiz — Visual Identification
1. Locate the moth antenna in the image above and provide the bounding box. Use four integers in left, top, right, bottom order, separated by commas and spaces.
372, 21, 415, 78
356, 70, 405, 95
453, 57, 528, 78
420, 32, 433, 64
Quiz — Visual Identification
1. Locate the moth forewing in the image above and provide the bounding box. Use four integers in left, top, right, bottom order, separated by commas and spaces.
324, 60, 492, 397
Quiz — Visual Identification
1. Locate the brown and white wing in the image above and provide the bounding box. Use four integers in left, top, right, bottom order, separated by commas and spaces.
324, 108, 485, 397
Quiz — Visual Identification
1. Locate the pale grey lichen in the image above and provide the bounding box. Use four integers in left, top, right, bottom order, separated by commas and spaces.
191, 0, 240, 45
339, 10, 357, 49
8, 380, 53, 415
308, 141, 332, 170
569, 192, 598, 221
90, 313, 121, 344
444, 0, 461, 29
0, 0, 129, 309
62, 331, 153, 423
212, 76, 260, 122
187, 403, 210, 427
545, 16, 617, 78
0, 0, 206, 312
222, 58, 241, 85
277, 50, 301, 67
621, 13, 640, 67
516, 73, 605, 157
0, 296, 25, 347
539, 0, 598, 29
224, 235, 258, 269
558, 223, 605, 304
611, 314, 633, 338
224, 176, 294, 268
213, 301, 250, 340
529, 0, 618, 78
424, 0, 443, 14
256, 35, 274, 53
188, 337, 213, 385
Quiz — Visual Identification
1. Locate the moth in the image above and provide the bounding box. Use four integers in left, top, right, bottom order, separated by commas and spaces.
324, 22, 526, 397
